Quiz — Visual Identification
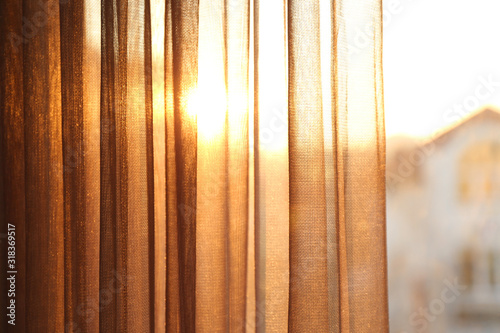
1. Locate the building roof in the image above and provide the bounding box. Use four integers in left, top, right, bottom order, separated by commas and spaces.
421, 105, 500, 148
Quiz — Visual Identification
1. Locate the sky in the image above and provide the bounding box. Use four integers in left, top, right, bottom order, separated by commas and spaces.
384, 0, 500, 138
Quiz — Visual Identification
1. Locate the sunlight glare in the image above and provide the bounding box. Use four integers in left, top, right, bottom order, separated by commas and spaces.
188, 82, 227, 142
192, 0, 228, 143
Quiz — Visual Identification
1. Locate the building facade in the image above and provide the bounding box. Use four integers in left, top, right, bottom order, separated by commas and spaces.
387, 107, 500, 333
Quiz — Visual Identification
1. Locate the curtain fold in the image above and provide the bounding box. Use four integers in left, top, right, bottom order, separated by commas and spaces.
0, 0, 388, 332
165, 0, 199, 330
0, 0, 26, 332
60, 0, 101, 331
253, 0, 290, 331
99, 0, 154, 331
334, 1, 388, 331
287, 0, 329, 330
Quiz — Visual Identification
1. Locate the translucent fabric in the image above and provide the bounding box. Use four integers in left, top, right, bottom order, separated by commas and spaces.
0, 0, 387, 331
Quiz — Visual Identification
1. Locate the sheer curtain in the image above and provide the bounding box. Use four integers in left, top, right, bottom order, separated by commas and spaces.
0, 0, 387, 332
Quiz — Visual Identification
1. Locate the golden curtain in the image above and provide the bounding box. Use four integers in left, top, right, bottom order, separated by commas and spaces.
0, 0, 388, 331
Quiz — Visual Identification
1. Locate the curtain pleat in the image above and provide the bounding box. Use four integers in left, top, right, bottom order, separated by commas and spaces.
165, 0, 199, 331
195, 0, 250, 331
0, 0, 26, 332
225, 0, 250, 329
164, 0, 181, 330
100, 0, 154, 331
335, 1, 389, 331
288, 0, 329, 330
195, 2, 228, 330
99, 0, 121, 330
22, 0, 65, 331
254, 0, 290, 332
60, 0, 101, 331
151, 0, 167, 331
0, 0, 388, 331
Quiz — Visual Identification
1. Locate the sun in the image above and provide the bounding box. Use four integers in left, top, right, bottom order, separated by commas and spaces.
186, 83, 227, 144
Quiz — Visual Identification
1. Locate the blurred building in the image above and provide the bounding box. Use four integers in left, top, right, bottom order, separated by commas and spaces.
387, 107, 500, 333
